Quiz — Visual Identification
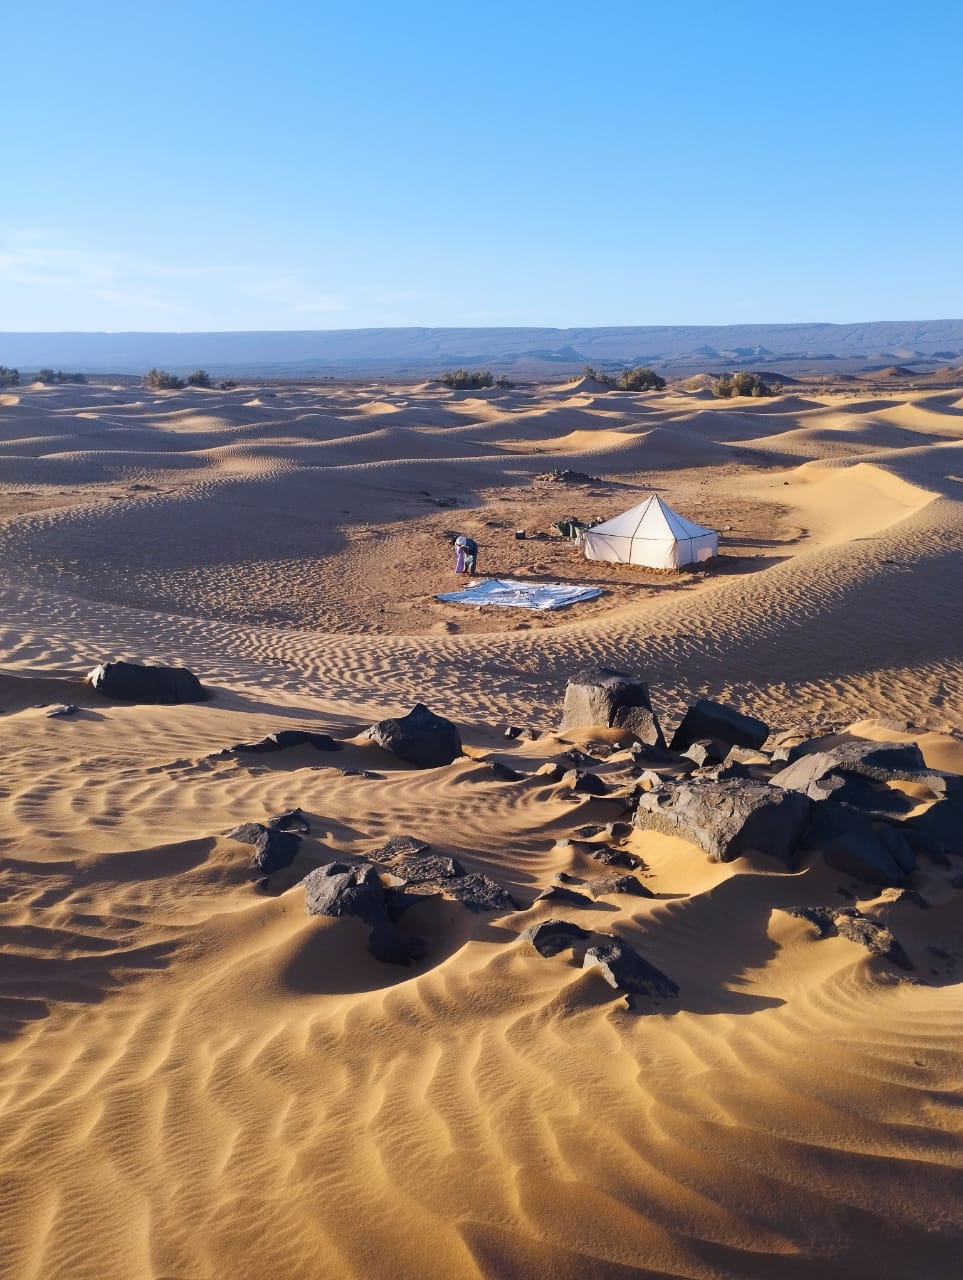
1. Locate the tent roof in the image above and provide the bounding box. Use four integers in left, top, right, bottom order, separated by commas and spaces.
587, 494, 715, 542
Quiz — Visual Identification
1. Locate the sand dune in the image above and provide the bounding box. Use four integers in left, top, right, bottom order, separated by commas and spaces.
1, 379, 962, 1279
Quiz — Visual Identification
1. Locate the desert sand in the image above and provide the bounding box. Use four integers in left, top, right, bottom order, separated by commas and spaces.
0, 376, 961, 1279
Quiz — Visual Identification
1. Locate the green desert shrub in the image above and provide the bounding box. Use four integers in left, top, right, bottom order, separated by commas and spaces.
438, 369, 494, 389
617, 366, 666, 391
36, 369, 87, 384
144, 368, 185, 390
580, 364, 616, 387
712, 371, 772, 398
185, 369, 212, 387
0, 366, 21, 387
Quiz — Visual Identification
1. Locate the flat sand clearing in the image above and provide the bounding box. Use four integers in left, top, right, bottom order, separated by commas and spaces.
1, 379, 962, 1279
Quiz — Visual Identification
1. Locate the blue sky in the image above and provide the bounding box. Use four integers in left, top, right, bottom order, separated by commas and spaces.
2, 0, 961, 330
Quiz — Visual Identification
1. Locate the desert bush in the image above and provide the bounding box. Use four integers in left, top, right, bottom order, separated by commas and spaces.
220, 380, 238, 390
580, 364, 616, 387
438, 369, 494, 389
144, 368, 185, 390
712, 371, 772, 398
494, 374, 514, 388
617, 366, 666, 391
185, 369, 212, 387
0, 366, 21, 387
36, 369, 87, 384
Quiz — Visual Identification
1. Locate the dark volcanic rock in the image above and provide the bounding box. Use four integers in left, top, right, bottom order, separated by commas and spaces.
234, 730, 340, 754
587, 844, 643, 869
370, 834, 430, 861
896, 800, 963, 863
366, 703, 462, 768
583, 939, 679, 998
534, 885, 594, 907
586, 874, 655, 899
389, 854, 466, 882
772, 740, 928, 798
486, 761, 524, 782
88, 660, 206, 704
522, 919, 590, 956
807, 803, 915, 886
682, 738, 727, 767
562, 768, 610, 796
561, 666, 665, 747
781, 905, 912, 968
227, 821, 301, 874
302, 861, 424, 964
46, 703, 79, 718
268, 807, 311, 833
670, 699, 768, 754
635, 779, 811, 865
446, 873, 516, 912
303, 861, 388, 925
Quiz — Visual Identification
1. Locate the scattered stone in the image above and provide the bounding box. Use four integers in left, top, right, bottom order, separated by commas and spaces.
554, 747, 602, 767
572, 823, 605, 838
87, 660, 206, 704
366, 702, 462, 768
268, 807, 310, 833
233, 730, 341, 754
227, 821, 301, 874
522, 919, 590, 956
588, 845, 643, 869
586, 874, 654, 899
370, 835, 430, 862
635, 778, 811, 865
634, 769, 664, 792
45, 703, 78, 718
503, 725, 524, 739
561, 666, 665, 747
536, 468, 601, 484
534, 885, 594, 907
339, 767, 382, 778
582, 939, 679, 998
781, 905, 912, 968
555, 871, 578, 883
669, 699, 769, 754
562, 768, 610, 796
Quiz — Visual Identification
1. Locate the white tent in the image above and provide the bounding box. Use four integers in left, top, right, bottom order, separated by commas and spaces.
580, 495, 718, 569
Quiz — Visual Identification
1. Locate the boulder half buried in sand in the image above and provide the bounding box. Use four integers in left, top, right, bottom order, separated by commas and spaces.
635, 778, 811, 865
669, 699, 768, 754
561, 666, 665, 747
366, 702, 462, 768
233, 730, 340, 754
227, 821, 302, 874
87, 660, 206, 704
302, 861, 422, 965
771, 739, 928, 799
583, 939, 679, 999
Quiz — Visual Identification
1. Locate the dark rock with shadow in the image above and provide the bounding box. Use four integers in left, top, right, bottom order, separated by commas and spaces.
88, 660, 207, 704
563, 768, 610, 796
772, 740, 927, 799
635, 778, 811, 865
233, 730, 341, 754
781, 904, 912, 968
522, 919, 590, 956
227, 821, 301, 874
586, 874, 654, 899
583, 939, 679, 998
561, 666, 665, 747
534, 885, 594, 907
371, 834, 430, 861
366, 703, 462, 768
302, 860, 424, 965
807, 803, 915, 886
670, 699, 769, 754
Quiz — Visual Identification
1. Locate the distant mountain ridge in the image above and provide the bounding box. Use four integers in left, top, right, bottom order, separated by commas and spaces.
2, 321, 962, 377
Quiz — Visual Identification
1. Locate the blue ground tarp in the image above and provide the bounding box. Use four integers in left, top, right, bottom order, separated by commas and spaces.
435, 578, 603, 611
